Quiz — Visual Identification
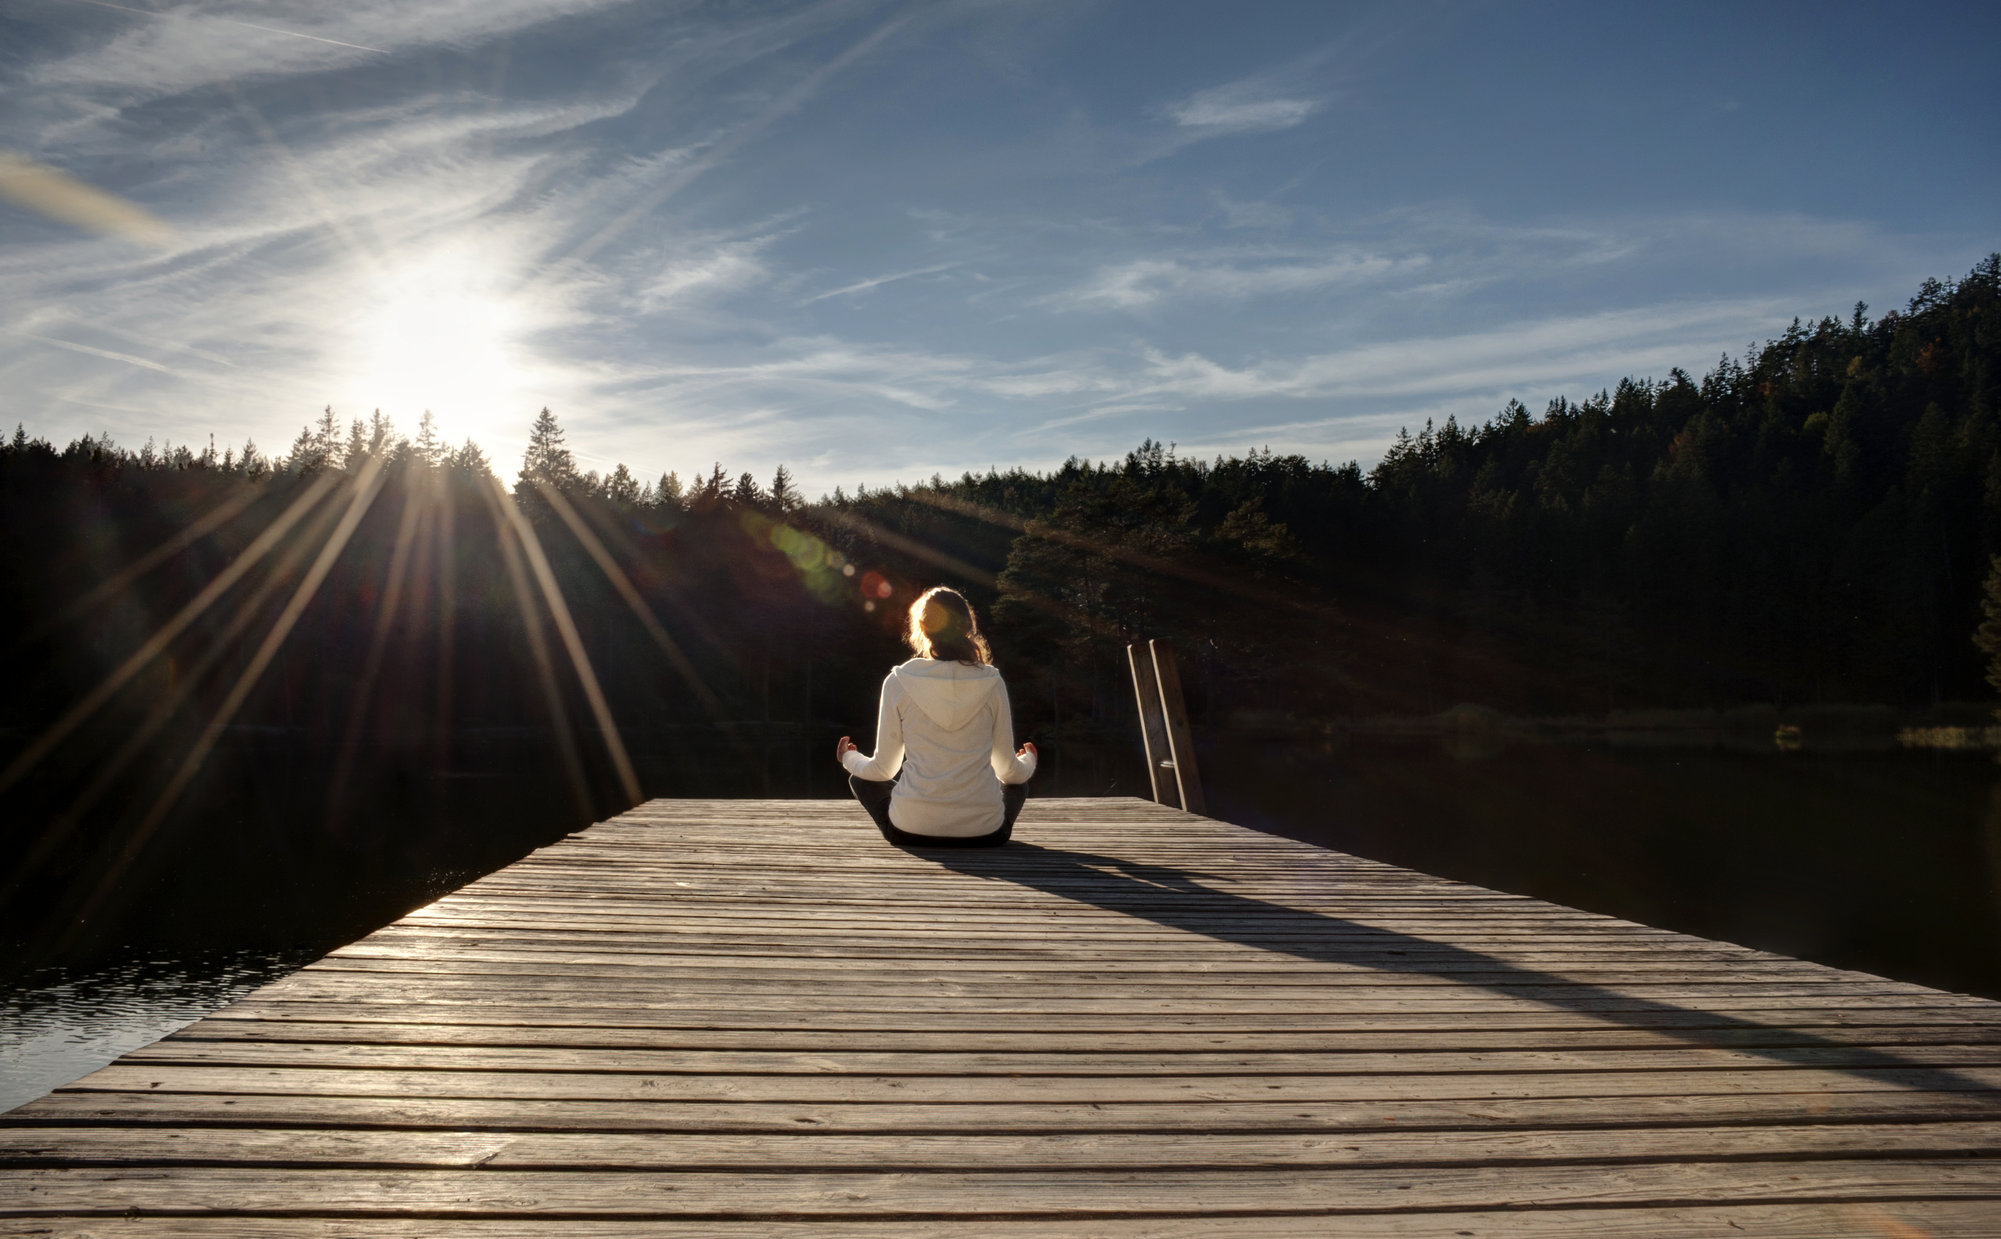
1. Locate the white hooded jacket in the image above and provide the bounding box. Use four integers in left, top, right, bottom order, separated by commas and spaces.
841, 657, 1037, 836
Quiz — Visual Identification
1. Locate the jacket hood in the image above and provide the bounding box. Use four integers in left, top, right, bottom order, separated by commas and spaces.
892, 658, 1000, 731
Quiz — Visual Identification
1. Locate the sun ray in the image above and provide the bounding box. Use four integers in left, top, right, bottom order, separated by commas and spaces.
431, 470, 457, 768
476, 476, 594, 822
816, 503, 1128, 644
534, 481, 721, 716
0, 471, 341, 800
902, 488, 1340, 622
16, 483, 264, 650
326, 477, 429, 829
495, 479, 641, 805
574, 496, 740, 669
64, 458, 390, 936
0, 490, 346, 911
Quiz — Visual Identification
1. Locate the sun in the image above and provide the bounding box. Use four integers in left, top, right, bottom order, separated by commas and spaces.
343, 251, 538, 450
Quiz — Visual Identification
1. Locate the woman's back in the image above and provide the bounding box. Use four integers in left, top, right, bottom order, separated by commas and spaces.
838, 586, 1036, 843
842, 657, 1034, 836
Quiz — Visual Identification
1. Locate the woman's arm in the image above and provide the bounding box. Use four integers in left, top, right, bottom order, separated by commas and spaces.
841, 675, 906, 781
990, 679, 1038, 784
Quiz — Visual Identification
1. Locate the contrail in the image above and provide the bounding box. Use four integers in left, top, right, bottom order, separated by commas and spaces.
798, 262, 961, 306
13, 329, 178, 374
66, 0, 390, 54
550, 5, 914, 275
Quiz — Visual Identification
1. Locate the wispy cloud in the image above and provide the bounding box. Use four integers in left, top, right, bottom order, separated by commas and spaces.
1, 2, 1982, 498
1167, 92, 1319, 133
1055, 250, 1423, 310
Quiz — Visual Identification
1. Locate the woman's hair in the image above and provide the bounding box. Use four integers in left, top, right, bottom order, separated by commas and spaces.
905, 586, 992, 666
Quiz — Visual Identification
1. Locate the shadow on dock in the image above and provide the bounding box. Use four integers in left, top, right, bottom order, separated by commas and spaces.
921, 840, 2001, 1100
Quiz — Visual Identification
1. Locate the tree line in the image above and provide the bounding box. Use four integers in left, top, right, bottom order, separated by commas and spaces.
4, 254, 1999, 810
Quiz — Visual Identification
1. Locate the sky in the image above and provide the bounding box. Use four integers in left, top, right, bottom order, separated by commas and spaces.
1, 0, 1996, 497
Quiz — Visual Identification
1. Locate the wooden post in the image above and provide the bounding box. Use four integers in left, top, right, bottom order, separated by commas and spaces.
1127, 643, 1176, 808
1150, 639, 1205, 816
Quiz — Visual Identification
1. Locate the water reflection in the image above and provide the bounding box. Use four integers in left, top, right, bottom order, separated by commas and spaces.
0, 947, 308, 1113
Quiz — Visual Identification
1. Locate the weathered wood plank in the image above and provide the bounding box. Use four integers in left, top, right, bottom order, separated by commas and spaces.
111, 1041, 2001, 1076
7, 795, 1999, 1230
158, 1017, 2001, 1051
51, 1062, 2001, 1103
0, 1200, 1990, 1238
8, 1121, 2001, 1171
18, 1088, 2001, 1134
9, 1159, 2001, 1218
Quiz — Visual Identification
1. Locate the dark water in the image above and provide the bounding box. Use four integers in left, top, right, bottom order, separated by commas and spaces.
4, 721, 1999, 1111
1205, 730, 2001, 1002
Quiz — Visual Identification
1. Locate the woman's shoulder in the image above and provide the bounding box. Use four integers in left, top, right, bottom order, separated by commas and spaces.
893, 657, 1002, 680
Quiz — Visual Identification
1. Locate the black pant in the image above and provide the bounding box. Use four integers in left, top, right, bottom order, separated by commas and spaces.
848, 775, 1024, 848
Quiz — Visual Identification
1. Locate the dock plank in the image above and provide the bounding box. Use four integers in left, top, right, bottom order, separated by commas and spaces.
4, 795, 1999, 1232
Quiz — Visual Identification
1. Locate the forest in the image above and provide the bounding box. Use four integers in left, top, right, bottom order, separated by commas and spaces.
2, 257, 1999, 958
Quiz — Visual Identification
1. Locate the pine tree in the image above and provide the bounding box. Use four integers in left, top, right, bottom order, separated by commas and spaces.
770, 464, 798, 512
413, 410, 444, 466
286, 425, 321, 474
367, 408, 395, 456
313, 405, 340, 462
655, 470, 685, 511
733, 471, 762, 504
344, 417, 369, 469
452, 438, 491, 477
516, 407, 577, 499
1976, 556, 2001, 701
605, 463, 640, 505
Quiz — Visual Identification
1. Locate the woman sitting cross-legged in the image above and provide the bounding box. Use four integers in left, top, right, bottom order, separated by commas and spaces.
836, 586, 1037, 848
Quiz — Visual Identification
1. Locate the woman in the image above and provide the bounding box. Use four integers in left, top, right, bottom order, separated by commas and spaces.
836, 586, 1037, 847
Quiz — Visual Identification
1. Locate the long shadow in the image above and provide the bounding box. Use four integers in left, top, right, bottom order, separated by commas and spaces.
919, 839, 2001, 1099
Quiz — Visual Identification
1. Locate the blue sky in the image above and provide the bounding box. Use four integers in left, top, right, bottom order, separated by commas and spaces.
2, 0, 1995, 496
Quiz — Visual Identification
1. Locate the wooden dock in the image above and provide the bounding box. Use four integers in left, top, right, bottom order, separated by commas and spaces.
4, 796, 2001, 1235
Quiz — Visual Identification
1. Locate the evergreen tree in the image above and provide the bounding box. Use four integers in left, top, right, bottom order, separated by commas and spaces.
343, 417, 372, 469
451, 438, 491, 477
285, 424, 322, 474
515, 407, 578, 499
605, 463, 641, 506
1976, 556, 2001, 700
412, 410, 444, 467
770, 464, 798, 512
313, 405, 340, 462
367, 408, 396, 457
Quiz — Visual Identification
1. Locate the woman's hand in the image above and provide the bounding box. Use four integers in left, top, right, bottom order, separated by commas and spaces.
835, 735, 860, 766
1017, 740, 1037, 760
